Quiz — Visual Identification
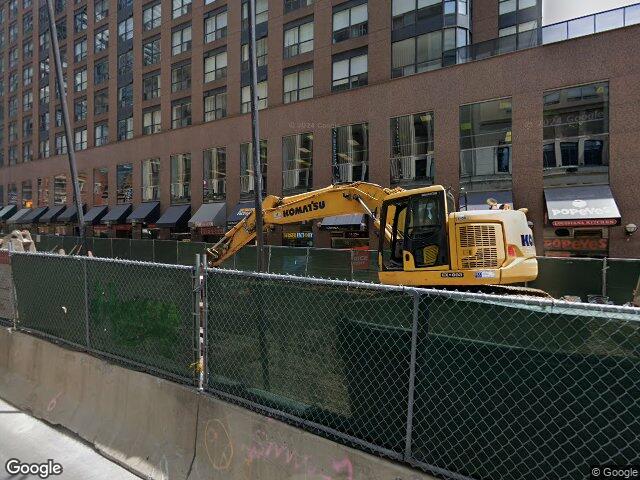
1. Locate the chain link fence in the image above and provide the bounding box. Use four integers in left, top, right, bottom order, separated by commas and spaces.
7, 250, 640, 480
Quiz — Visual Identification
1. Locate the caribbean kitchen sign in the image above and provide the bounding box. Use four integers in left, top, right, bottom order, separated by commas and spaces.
544, 185, 621, 228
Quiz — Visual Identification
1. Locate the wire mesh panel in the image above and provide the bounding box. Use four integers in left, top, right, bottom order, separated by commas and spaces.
528, 257, 603, 300
267, 246, 308, 276
305, 248, 353, 280
11, 253, 88, 346
177, 242, 207, 266
154, 240, 178, 265
91, 237, 112, 258
111, 238, 132, 259
86, 258, 196, 381
606, 259, 640, 305
205, 269, 415, 456
351, 250, 379, 283
129, 239, 155, 262
411, 294, 640, 480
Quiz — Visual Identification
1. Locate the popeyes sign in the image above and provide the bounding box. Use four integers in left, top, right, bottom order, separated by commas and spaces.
544, 238, 608, 252
550, 199, 620, 227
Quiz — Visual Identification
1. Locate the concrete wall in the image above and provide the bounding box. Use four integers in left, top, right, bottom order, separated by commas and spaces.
0, 252, 16, 321
0, 328, 434, 480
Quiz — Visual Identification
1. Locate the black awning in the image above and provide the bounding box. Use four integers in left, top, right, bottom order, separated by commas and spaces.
320, 214, 366, 229
0, 205, 18, 221
17, 206, 49, 224
6, 208, 31, 225
460, 190, 514, 211
57, 204, 87, 223
39, 205, 67, 224
102, 203, 132, 224
156, 205, 191, 228
83, 205, 109, 225
189, 202, 226, 228
228, 201, 255, 224
544, 185, 621, 227
127, 202, 161, 224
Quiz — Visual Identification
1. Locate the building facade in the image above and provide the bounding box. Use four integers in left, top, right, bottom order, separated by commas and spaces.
0, 0, 639, 257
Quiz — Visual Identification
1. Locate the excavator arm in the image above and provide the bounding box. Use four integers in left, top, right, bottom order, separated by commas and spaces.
207, 182, 402, 266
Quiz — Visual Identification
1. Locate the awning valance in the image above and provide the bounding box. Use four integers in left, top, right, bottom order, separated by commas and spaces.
189, 202, 227, 228
544, 185, 621, 227
83, 205, 109, 225
0, 205, 18, 221
156, 205, 191, 228
127, 202, 160, 224
320, 214, 366, 229
39, 205, 67, 224
102, 204, 132, 224
7, 208, 31, 225
57, 204, 87, 223
228, 201, 255, 224
17, 206, 48, 224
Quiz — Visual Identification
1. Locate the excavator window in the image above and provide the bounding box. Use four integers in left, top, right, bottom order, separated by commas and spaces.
406, 192, 449, 268
381, 199, 408, 270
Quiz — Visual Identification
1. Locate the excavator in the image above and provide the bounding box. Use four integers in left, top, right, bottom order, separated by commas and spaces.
207, 182, 541, 293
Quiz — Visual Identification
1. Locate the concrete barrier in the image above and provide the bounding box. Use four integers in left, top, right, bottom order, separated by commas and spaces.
0, 329, 434, 480
0, 251, 16, 321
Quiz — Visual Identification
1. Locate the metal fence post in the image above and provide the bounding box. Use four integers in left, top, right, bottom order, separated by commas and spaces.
304, 247, 310, 277
194, 254, 204, 390
404, 290, 422, 462
602, 257, 608, 298
201, 255, 208, 389
83, 257, 90, 348
350, 249, 355, 281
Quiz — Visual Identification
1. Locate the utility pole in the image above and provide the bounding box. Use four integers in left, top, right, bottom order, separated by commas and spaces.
46, 0, 85, 245
248, 0, 265, 273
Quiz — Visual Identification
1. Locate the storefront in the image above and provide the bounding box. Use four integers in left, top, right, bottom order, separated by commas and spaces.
101, 203, 132, 238
156, 205, 191, 240
0, 205, 18, 234
16, 207, 49, 231
282, 224, 314, 247
189, 202, 227, 242
37, 206, 67, 235
127, 202, 160, 239
55, 204, 87, 236
320, 214, 369, 249
6, 208, 31, 231
459, 190, 514, 210
543, 184, 621, 258
83, 205, 109, 237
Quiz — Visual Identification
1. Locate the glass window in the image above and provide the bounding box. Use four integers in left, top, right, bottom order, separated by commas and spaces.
94, 27, 109, 52
118, 117, 134, 141
240, 141, 267, 198
392, 30, 442, 78
171, 62, 191, 92
116, 163, 133, 204
203, 147, 226, 201
241, 81, 268, 113
391, 112, 435, 186
332, 52, 367, 91
95, 123, 108, 146
93, 167, 109, 205
172, 98, 192, 128
143, 2, 161, 31
53, 174, 67, 205
460, 98, 513, 192
283, 133, 313, 193
284, 20, 314, 58
333, 3, 368, 43
74, 67, 87, 92
143, 72, 161, 100
75, 97, 87, 121
118, 16, 133, 41
94, 90, 109, 115
37, 178, 51, 207
284, 67, 313, 104
142, 158, 160, 201
172, 0, 191, 19
75, 6, 88, 32
241, 0, 268, 29
204, 9, 227, 43
204, 50, 227, 82
21, 180, 33, 208
543, 82, 609, 180
172, 24, 192, 55
95, 0, 108, 22
170, 153, 191, 203
143, 107, 161, 135
94, 58, 109, 84
118, 84, 133, 108
143, 38, 161, 66
75, 127, 88, 150
284, 0, 313, 14
332, 123, 369, 183
241, 38, 268, 71
204, 88, 227, 122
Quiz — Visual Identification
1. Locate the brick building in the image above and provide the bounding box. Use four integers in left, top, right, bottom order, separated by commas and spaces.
0, 0, 639, 257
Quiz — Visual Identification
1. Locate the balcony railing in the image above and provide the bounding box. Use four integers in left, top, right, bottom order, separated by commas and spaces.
443, 2, 640, 67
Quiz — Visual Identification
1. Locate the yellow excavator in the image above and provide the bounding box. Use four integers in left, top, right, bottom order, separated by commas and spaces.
207, 182, 540, 292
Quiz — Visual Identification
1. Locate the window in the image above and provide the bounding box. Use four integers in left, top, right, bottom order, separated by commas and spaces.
204, 50, 227, 82
75, 127, 88, 150
204, 88, 227, 122
284, 20, 314, 58
118, 50, 133, 75
283, 66, 313, 103
332, 51, 367, 91
333, 2, 368, 43
118, 117, 133, 140
172, 24, 192, 55
392, 0, 443, 30
119, 0, 133, 10
459, 98, 513, 192
23, 117, 33, 137
95, 0, 108, 22
21, 180, 33, 207
23, 40, 34, 60
332, 123, 369, 183
284, 0, 313, 14
37, 178, 50, 207
94, 58, 109, 84
543, 82, 609, 177
241, 38, 268, 71
94, 27, 109, 53
242, 0, 268, 29
241, 81, 268, 113
23, 12, 33, 34
74, 6, 87, 32
75, 37, 87, 61
40, 112, 50, 132
203, 147, 226, 201
54, 175, 67, 205
390, 112, 435, 186
143, 38, 161, 66
23, 91, 33, 111
23, 65, 33, 86
95, 123, 109, 146
143, 72, 161, 100
40, 58, 50, 79
204, 9, 227, 43
172, 98, 192, 128
93, 167, 109, 205
240, 141, 267, 197
39, 138, 50, 159
118, 17, 133, 41
283, 133, 313, 193
170, 153, 191, 203
74, 97, 87, 121
143, 107, 161, 135
116, 163, 133, 204
142, 158, 160, 201
143, 2, 161, 30
119, 84, 133, 108
74, 68, 87, 92
40, 85, 50, 104
94, 90, 109, 115
392, 31, 442, 78
171, 62, 191, 92
23, 143, 33, 163
173, 0, 192, 19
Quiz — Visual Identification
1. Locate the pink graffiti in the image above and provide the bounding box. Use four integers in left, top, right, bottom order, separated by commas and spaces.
332, 458, 354, 480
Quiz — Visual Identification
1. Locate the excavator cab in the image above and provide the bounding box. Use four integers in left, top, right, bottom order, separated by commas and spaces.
380, 186, 452, 272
